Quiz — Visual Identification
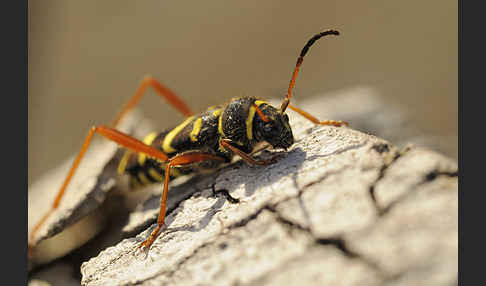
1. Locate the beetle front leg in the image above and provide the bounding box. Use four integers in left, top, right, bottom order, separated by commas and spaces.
138, 152, 226, 250
220, 139, 280, 166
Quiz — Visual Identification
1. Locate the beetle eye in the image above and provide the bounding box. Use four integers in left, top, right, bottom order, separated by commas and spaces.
263, 123, 273, 132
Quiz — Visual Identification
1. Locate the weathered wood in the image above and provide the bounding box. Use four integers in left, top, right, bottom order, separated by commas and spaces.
28, 89, 458, 285
28, 109, 156, 266
79, 92, 457, 286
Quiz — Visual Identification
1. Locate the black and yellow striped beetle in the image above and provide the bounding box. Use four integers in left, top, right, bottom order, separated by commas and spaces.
29, 29, 347, 252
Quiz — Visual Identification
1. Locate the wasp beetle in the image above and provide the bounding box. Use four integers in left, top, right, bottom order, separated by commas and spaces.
29, 30, 347, 252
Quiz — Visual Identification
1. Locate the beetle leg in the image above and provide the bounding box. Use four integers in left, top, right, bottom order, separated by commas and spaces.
220, 139, 279, 166
112, 75, 193, 128
138, 152, 226, 250
287, 104, 348, 127
29, 125, 169, 250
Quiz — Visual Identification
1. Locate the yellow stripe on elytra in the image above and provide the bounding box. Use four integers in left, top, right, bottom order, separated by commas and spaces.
254, 100, 268, 106
138, 132, 159, 166
212, 109, 222, 117
190, 118, 203, 142
246, 106, 257, 140
148, 168, 164, 181
117, 150, 133, 175
218, 111, 225, 136
246, 100, 268, 140
162, 116, 195, 153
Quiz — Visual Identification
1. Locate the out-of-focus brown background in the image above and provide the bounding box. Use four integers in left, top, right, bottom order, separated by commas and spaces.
28, 0, 457, 186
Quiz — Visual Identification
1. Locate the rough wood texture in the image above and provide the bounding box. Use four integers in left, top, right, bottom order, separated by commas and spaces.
28, 88, 457, 285
28, 109, 156, 266
78, 91, 458, 286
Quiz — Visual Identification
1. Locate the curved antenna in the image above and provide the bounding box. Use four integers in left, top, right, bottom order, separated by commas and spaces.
280, 30, 340, 112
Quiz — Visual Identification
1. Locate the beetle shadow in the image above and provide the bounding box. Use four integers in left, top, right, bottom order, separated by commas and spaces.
185, 146, 314, 235
184, 195, 228, 233
176, 147, 309, 231
241, 147, 307, 197
126, 144, 337, 242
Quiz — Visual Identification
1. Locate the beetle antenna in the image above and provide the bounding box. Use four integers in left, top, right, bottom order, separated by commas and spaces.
280, 30, 340, 112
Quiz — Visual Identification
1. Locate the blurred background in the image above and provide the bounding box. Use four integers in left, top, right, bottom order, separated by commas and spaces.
28, 0, 457, 186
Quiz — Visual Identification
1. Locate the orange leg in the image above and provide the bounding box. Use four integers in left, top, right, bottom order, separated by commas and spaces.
138, 152, 226, 249
288, 104, 348, 127
29, 125, 169, 249
220, 139, 278, 166
112, 76, 193, 128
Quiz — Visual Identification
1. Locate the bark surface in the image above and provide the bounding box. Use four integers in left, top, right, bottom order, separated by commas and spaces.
28, 89, 458, 286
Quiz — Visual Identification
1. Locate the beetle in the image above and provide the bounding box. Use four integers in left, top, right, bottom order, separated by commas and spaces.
28, 29, 347, 252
